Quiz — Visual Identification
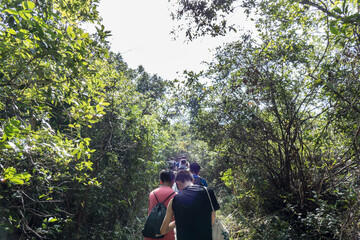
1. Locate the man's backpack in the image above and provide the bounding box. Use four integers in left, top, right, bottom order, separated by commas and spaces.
142, 191, 175, 239
193, 176, 204, 186
168, 160, 176, 171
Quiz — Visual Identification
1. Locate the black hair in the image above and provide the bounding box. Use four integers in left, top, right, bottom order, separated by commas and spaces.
159, 170, 175, 183
175, 170, 194, 183
190, 162, 200, 174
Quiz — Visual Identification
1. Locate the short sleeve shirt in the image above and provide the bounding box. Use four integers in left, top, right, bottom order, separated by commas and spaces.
144, 186, 176, 240
172, 185, 220, 240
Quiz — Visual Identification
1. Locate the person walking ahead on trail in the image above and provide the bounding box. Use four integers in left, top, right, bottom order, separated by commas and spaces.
176, 156, 186, 171
160, 170, 220, 240
178, 159, 188, 171
145, 170, 176, 240
168, 157, 176, 171
190, 162, 208, 187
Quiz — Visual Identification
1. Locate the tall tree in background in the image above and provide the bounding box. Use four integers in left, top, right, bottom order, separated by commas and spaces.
72, 55, 171, 240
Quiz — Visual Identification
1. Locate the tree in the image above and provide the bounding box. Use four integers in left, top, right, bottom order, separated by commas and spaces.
171, 0, 360, 238
0, 0, 121, 238
68, 54, 172, 239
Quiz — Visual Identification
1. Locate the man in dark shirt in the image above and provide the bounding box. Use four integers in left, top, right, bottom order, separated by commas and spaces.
160, 170, 220, 240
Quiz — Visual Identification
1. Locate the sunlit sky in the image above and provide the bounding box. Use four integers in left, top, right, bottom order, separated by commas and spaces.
94, 0, 253, 80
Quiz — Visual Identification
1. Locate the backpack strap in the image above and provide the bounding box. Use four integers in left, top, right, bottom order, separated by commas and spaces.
161, 192, 175, 204
204, 187, 215, 212
153, 192, 160, 204
153, 191, 175, 204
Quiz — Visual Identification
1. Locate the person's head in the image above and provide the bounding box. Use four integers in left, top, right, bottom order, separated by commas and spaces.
190, 162, 201, 174
175, 170, 194, 190
159, 170, 175, 186
180, 159, 186, 165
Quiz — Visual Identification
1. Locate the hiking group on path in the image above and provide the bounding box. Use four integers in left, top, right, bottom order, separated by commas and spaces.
143, 156, 220, 240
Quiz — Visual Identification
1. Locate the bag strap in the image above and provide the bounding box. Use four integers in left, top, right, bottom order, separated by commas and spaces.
161, 191, 175, 204
153, 191, 175, 205
204, 187, 215, 212
153, 192, 160, 204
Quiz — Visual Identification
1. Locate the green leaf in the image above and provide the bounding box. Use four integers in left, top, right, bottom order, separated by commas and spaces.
17, 172, 31, 182
3, 167, 31, 185
8, 178, 24, 185
329, 21, 339, 35
22, 1, 36, 10
313, 79, 323, 87
101, 102, 110, 106
19, 10, 32, 20
48, 217, 58, 223
332, 7, 342, 14
81, 32, 89, 39
67, 26, 75, 39
7, 29, 16, 35
39, 194, 46, 199
4, 121, 20, 139
4, 167, 16, 178
3, 9, 19, 15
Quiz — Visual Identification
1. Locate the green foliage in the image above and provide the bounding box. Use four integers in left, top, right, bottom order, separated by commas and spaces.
0, 0, 172, 239
136, 65, 167, 100
0, 0, 102, 227
67, 54, 172, 239
172, 0, 360, 238
1, 0, 359, 239
3, 167, 31, 185
169, 0, 238, 40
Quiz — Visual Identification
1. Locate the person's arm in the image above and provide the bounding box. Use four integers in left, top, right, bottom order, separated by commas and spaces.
159, 198, 175, 235
211, 211, 216, 226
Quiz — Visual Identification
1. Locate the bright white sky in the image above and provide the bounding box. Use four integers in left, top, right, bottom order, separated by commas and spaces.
94, 0, 253, 80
